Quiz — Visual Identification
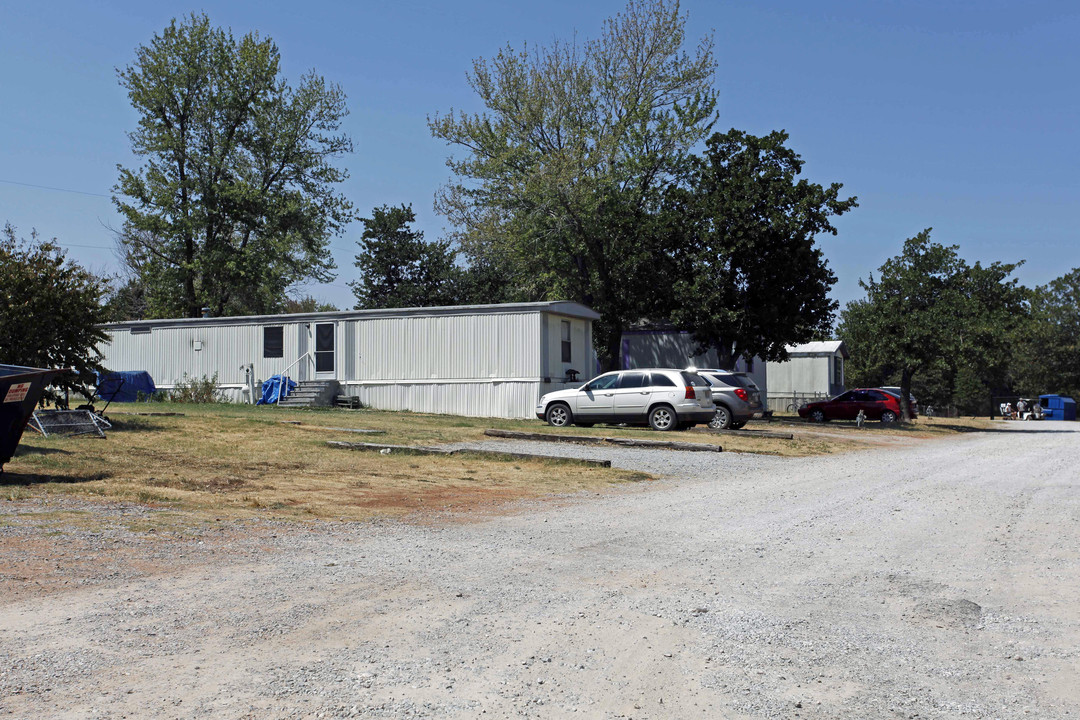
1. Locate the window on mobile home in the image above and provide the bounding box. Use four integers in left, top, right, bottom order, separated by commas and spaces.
264, 326, 284, 358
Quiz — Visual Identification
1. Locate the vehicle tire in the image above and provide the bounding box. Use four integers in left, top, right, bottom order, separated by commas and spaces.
809, 408, 826, 423
545, 402, 573, 428
709, 406, 732, 430
730, 421, 746, 430
648, 405, 677, 431
881, 410, 897, 424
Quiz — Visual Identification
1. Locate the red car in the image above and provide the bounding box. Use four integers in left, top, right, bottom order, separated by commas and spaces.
799, 388, 902, 423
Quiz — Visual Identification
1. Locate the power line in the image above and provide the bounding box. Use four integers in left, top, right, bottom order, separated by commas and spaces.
0, 178, 111, 199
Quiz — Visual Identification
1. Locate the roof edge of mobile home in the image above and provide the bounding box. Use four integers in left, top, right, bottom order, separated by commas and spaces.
102, 301, 601, 330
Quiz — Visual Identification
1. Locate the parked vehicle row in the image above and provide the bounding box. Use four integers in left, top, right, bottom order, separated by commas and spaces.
536, 368, 716, 431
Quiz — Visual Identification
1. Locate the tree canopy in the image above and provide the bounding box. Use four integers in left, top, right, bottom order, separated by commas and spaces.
0, 224, 110, 402
838, 230, 1024, 419
350, 205, 462, 309
666, 129, 857, 369
429, 0, 717, 369
1012, 268, 1080, 401
114, 13, 355, 319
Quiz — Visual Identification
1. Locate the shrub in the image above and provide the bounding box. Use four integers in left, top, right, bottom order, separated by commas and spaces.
168, 373, 225, 403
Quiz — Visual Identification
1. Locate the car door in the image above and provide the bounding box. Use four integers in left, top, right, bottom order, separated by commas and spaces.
574, 373, 618, 420
612, 371, 650, 419
829, 391, 859, 420
863, 390, 892, 419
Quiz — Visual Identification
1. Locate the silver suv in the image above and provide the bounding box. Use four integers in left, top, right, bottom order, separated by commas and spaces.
700, 370, 764, 429
536, 369, 715, 431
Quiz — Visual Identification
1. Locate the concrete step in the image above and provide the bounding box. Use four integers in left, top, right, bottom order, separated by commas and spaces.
277, 379, 341, 408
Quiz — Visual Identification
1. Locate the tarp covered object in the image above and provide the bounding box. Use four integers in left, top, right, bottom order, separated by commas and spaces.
96, 371, 156, 403
256, 375, 297, 405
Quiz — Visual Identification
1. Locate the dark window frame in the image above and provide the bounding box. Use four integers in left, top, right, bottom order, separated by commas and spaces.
560, 320, 572, 363
263, 326, 284, 358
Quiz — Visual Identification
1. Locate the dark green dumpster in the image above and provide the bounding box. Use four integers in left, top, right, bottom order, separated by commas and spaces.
1, 364, 66, 473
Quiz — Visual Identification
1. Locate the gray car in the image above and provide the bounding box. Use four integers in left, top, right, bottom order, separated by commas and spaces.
700, 370, 764, 429
535, 368, 715, 431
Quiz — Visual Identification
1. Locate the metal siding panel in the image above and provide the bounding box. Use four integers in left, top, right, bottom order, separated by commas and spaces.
342, 380, 540, 419
356, 312, 540, 383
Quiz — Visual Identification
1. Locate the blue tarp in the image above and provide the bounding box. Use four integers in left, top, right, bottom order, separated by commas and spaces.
256, 375, 297, 405
96, 371, 156, 403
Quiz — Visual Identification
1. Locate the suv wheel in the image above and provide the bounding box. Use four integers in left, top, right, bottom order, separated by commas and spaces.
545, 402, 573, 428
648, 405, 677, 431
881, 410, 897, 424
709, 406, 732, 430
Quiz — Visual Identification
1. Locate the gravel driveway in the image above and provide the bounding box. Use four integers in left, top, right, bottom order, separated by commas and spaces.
2, 422, 1079, 719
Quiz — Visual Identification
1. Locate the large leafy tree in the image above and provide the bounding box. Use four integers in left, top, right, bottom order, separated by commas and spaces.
667, 129, 857, 369
1013, 268, 1080, 400
350, 205, 463, 309
838, 230, 1024, 419
114, 13, 355, 319
0, 224, 109, 402
429, 0, 717, 369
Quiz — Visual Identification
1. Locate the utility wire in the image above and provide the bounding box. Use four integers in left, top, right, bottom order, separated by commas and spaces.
0, 178, 111, 198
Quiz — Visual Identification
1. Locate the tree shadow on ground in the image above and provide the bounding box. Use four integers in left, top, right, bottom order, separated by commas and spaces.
0, 468, 112, 486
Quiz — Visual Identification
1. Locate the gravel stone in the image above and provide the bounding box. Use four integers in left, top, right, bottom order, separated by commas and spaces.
2, 422, 1079, 718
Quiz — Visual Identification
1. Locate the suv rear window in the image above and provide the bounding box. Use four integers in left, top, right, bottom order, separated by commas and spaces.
650, 373, 677, 387
680, 371, 708, 387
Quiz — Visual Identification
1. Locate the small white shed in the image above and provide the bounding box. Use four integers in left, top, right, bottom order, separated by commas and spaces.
765, 340, 848, 411
99, 301, 600, 419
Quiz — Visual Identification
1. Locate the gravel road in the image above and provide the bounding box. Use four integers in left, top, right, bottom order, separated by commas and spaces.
2, 422, 1079, 719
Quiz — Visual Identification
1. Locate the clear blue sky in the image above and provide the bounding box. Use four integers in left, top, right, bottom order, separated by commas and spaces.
2, 1, 1077, 314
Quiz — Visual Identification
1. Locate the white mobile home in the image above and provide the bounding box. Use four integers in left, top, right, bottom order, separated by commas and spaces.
99, 302, 600, 419
765, 340, 848, 411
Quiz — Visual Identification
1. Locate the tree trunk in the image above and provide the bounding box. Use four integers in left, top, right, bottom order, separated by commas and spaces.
899, 368, 913, 422
595, 321, 624, 374
713, 342, 736, 371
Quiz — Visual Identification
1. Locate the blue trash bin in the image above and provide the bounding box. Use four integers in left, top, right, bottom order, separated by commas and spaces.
1039, 394, 1077, 421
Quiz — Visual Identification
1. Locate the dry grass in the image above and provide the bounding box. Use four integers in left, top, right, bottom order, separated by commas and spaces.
3, 404, 994, 526
3, 407, 649, 523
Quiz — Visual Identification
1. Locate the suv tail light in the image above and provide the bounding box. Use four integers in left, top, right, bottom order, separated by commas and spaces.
734, 388, 748, 402
684, 386, 696, 400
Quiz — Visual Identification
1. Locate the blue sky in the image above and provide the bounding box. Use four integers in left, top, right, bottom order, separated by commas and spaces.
2, 1, 1077, 314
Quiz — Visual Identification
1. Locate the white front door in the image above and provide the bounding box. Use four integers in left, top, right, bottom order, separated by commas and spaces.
314, 322, 336, 379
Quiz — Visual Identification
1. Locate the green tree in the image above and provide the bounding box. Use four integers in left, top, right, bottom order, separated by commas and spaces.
429, 0, 717, 369
114, 13, 355, 319
350, 205, 463, 309
282, 295, 339, 313
667, 129, 857, 369
1014, 268, 1080, 400
838, 230, 1024, 420
0, 224, 110, 402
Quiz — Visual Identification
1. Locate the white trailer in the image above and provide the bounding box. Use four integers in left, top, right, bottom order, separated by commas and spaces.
99, 302, 600, 419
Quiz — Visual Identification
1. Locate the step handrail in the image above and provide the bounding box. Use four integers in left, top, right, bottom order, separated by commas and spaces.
278, 352, 314, 404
